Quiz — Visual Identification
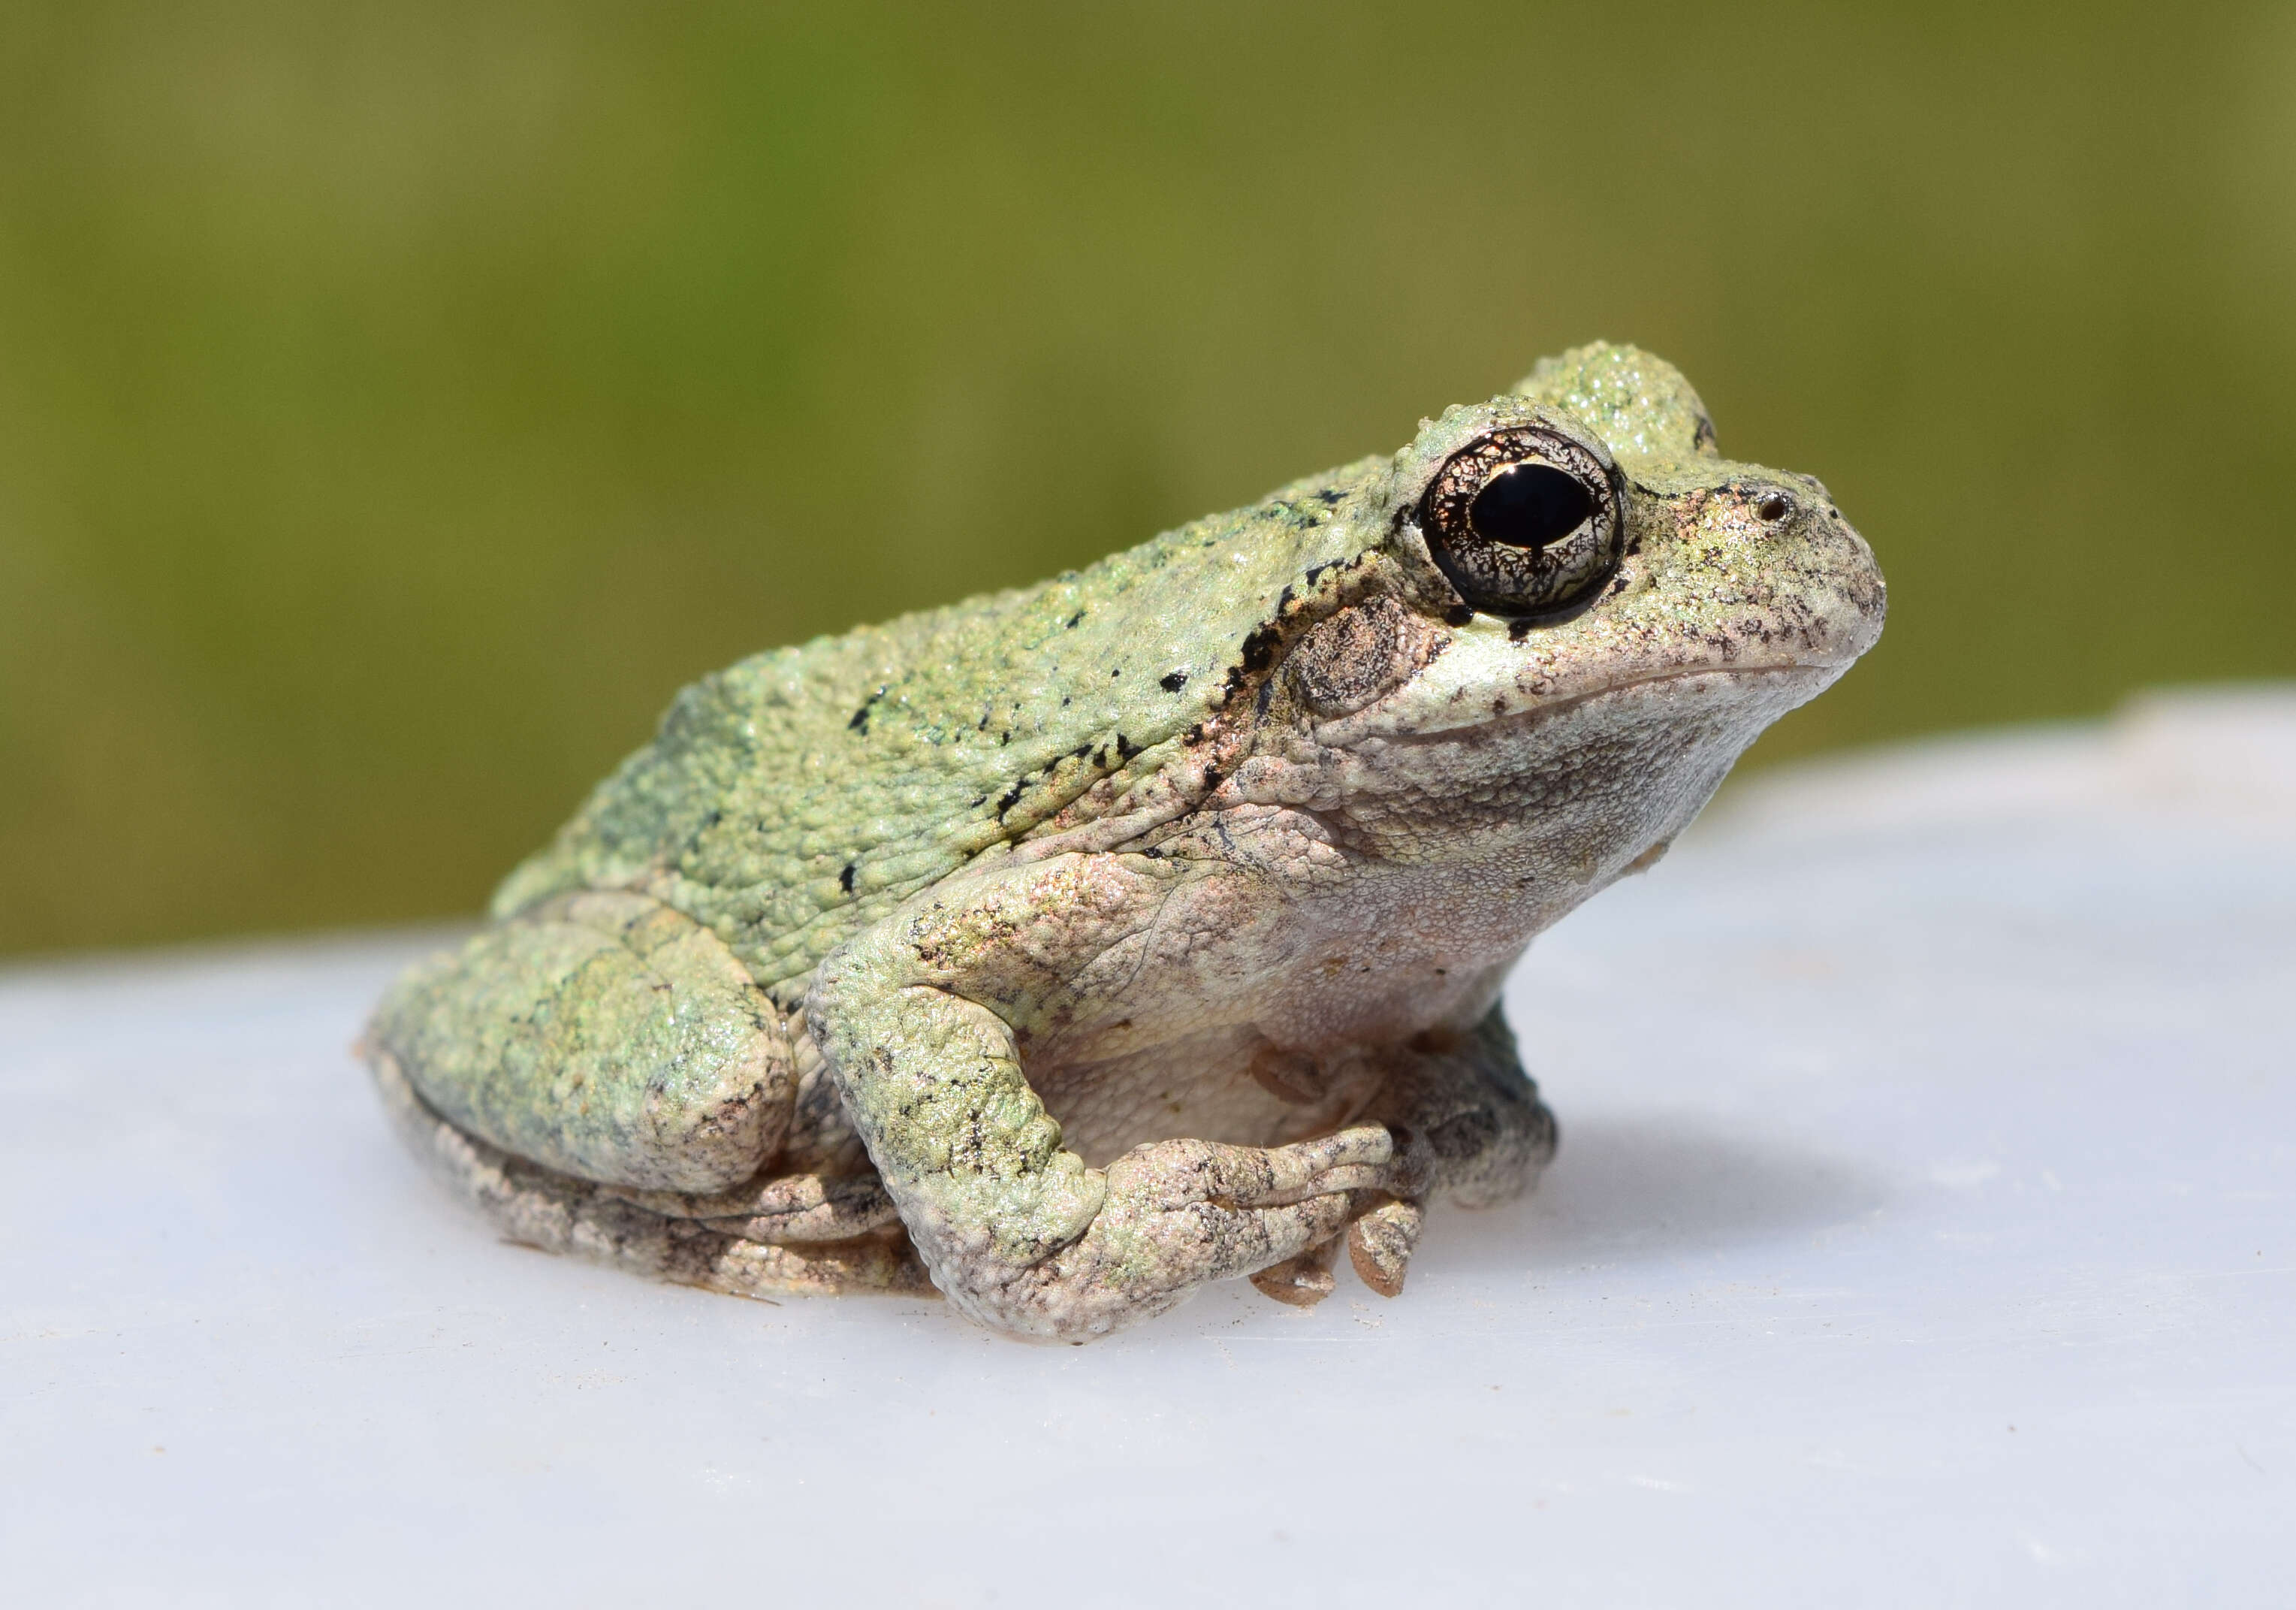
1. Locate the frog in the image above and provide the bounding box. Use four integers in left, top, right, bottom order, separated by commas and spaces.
364, 343, 1884, 1343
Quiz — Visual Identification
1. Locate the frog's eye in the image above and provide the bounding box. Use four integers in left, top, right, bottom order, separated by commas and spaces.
1417, 426, 1622, 623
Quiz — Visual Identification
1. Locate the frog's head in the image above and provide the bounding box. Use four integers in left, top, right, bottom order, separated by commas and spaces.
1230, 343, 1884, 933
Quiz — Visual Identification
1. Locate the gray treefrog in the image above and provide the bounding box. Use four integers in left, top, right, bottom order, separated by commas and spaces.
365, 343, 1884, 1343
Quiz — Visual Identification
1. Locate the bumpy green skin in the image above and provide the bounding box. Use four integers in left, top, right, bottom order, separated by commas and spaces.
487, 346, 1732, 1000
370, 891, 789, 1193
488, 456, 1393, 1004
367, 343, 1887, 1343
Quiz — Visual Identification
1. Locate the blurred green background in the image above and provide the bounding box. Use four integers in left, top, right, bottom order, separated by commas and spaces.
3, 1, 2291, 957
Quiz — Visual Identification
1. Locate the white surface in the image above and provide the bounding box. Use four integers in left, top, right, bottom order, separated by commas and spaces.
5, 690, 2292, 1608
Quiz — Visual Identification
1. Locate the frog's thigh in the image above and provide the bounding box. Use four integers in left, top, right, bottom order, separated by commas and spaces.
367, 890, 795, 1193
369, 1048, 931, 1298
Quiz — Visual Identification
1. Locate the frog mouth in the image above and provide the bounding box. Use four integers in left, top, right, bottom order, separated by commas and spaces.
1373, 659, 1842, 745
1565, 657, 1843, 705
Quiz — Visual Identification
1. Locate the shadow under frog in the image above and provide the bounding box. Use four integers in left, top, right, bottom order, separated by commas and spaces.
1425, 1114, 1887, 1278
364, 343, 1886, 1343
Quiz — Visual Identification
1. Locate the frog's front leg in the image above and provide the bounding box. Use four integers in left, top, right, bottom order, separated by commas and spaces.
807, 853, 1400, 1342
1341, 1005, 1558, 1297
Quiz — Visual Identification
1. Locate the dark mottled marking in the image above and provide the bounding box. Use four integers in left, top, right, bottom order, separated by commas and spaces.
1066, 611, 1085, 630
1608, 574, 1630, 596
1115, 733, 1141, 761
997, 781, 1027, 814
1237, 622, 1283, 674
1303, 562, 1331, 585
839, 862, 857, 894
1160, 670, 1187, 692
1317, 487, 1346, 506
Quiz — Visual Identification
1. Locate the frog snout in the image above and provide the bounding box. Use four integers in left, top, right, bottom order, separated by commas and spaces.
1805, 508, 1887, 661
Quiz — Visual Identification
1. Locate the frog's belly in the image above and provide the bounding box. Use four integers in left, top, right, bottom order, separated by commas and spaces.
1025, 1026, 1381, 1167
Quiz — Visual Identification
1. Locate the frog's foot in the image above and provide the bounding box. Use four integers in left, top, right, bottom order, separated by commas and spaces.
964, 1126, 1398, 1338
1374, 1007, 1558, 1210
1345, 1196, 1426, 1298
369, 1047, 934, 1300
602, 1170, 901, 1244
1321, 1005, 1558, 1300
1248, 1228, 1344, 1309
1247, 1191, 1425, 1306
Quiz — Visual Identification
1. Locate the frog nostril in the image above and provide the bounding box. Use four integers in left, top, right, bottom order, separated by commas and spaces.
1756, 493, 1791, 524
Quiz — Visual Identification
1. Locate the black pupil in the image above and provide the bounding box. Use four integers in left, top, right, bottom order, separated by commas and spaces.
1469, 462, 1592, 550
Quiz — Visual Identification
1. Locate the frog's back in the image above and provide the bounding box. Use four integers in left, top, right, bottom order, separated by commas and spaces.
492, 460, 1386, 1001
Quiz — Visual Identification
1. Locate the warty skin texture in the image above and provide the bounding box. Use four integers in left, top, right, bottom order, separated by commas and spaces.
367, 343, 1885, 1342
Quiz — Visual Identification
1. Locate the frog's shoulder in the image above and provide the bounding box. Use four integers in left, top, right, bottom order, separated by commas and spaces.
493, 455, 1389, 1000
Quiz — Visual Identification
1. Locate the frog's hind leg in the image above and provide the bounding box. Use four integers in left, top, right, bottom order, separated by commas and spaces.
368, 890, 798, 1195
370, 1047, 934, 1299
